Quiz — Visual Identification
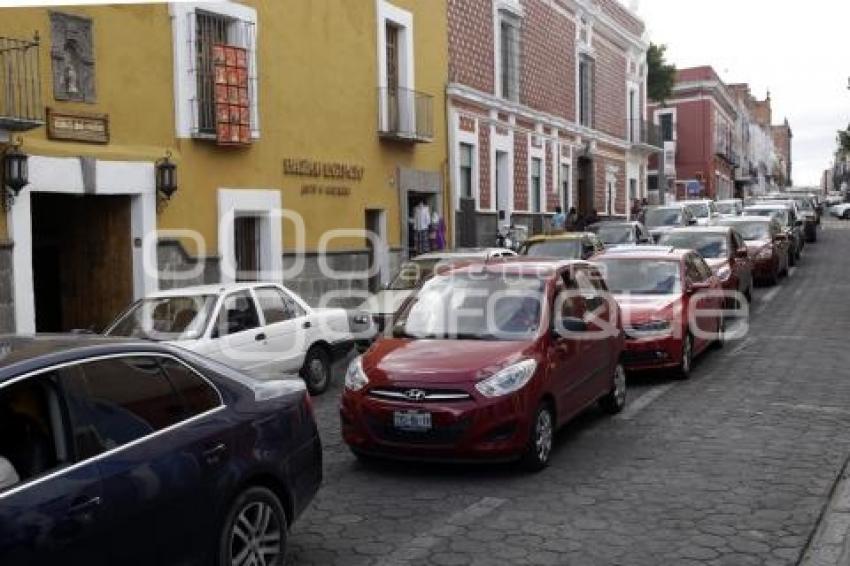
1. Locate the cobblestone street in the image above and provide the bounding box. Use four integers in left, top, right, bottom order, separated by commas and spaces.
289, 221, 850, 566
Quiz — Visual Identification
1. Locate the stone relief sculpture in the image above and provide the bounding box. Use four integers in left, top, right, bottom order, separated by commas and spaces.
50, 11, 96, 103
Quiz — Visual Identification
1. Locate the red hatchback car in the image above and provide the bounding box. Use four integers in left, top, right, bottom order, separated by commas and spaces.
714, 216, 790, 286
593, 247, 724, 379
340, 259, 626, 470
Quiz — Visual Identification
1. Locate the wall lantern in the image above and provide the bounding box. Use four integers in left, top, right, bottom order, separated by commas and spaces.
156, 150, 178, 201
2, 139, 29, 208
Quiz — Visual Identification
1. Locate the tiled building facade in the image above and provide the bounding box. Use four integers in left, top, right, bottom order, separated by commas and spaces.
447, 0, 657, 247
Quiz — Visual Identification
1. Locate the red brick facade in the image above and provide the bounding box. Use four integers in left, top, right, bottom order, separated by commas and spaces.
447, 0, 650, 243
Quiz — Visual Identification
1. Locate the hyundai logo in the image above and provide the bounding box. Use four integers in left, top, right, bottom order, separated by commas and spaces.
404, 389, 427, 401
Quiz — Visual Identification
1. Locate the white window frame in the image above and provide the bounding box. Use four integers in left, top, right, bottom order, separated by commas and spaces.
170, 2, 260, 140
493, 0, 522, 102
559, 142, 573, 211
491, 120, 514, 224
605, 165, 621, 217
451, 110, 480, 211
376, 0, 415, 132
528, 133, 546, 214
655, 107, 677, 142
218, 189, 283, 284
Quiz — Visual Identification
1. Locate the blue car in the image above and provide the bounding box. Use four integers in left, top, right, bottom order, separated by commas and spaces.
0, 335, 322, 566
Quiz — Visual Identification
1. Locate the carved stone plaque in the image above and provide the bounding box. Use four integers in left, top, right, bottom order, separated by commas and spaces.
50, 11, 96, 103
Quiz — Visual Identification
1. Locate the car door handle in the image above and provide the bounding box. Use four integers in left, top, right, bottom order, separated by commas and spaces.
255, 332, 267, 342
69, 496, 102, 515
302, 321, 312, 329
203, 443, 228, 465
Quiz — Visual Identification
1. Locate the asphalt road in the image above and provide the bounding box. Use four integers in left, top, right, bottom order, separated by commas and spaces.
288, 220, 850, 566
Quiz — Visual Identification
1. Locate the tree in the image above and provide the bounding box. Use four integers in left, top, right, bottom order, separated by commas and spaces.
647, 43, 676, 105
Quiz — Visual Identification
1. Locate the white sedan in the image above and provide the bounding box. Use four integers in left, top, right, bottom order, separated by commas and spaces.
830, 202, 850, 220
105, 282, 353, 394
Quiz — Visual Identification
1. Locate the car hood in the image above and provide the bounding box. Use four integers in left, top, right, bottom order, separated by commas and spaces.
745, 239, 771, 254
705, 258, 728, 271
614, 293, 682, 325
363, 338, 535, 384
358, 290, 412, 316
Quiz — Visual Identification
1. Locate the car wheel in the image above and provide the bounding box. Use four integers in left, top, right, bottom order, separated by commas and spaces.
712, 315, 725, 350
301, 346, 330, 395
843, 209, 850, 220
218, 487, 287, 566
521, 402, 555, 472
675, 334, 694, 380
599, 363, 627, 415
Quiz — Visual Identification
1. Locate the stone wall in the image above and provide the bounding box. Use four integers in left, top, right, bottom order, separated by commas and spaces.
157, 239, 220, 290
0, 243, 14, 333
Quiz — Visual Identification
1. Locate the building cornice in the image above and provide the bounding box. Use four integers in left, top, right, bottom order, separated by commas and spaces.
672, 80, 737, 118
447, 82, 631, 151
563, 0, 649, 52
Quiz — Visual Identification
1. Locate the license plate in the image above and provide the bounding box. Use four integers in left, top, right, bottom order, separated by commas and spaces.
393, 410, 432, 431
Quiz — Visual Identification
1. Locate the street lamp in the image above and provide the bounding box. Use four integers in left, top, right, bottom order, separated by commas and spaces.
2, 139, 29, 209
155, 150, 178, 204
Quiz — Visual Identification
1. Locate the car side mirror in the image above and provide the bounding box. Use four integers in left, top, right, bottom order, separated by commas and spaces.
687, 281, 711, 295
736, 248, 749, 259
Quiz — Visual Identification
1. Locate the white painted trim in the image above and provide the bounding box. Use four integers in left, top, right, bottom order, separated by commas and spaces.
559, 142, 574, 211
9, 156, 158, 333
491, 121, 514, 226
653, 107, 677, 142
527, 131, 546, 214
376, 0, 415, 131
170, 1, 260, 140
450, 107, 480, 212
493, 2, 522, 101
217, 189, 283, 284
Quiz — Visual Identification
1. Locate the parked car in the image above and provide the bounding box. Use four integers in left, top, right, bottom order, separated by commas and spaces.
759, 195, 818, 242
715, 199, 744, 218
588, 221, 653, 248
743, 204, 803, 265
830, 201, 850, 220
657, 227, 754, 307
519, 232, 605, 259
825, 192, 845, 208
682, 200, 718, 226
0, 335, 321, 566
105, 283, 354, 394
593, 247, 724, 379
340, 259, 626, 470
785, 192, 822, 228
643, 205, 698, 242
714, 216, 790, 286
356, 248, 517, 345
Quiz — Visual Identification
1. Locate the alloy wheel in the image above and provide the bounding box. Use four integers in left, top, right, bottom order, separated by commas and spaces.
230, 501, 283, 566
612, 364, 627, 408
535, 409, 554, 464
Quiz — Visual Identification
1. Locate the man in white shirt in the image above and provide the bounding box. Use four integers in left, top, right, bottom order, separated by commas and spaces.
413, 200, 431, 255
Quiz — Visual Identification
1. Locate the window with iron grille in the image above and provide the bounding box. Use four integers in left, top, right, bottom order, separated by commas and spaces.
660, 113, 674, 142
499, 11, 520, 102
234, 216, 260, 282
579, 54, 594, 128
195, 11, 229, 136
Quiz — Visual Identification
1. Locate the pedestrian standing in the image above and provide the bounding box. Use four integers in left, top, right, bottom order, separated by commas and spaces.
430, 210, 446, 251
413, 199, 431, 256
565, 207, 579, 231
551, 206, 566, 231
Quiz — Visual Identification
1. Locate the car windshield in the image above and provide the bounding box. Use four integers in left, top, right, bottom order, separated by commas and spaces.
716, 202, 740, 215
720, 221, 770, 240
106, 295, 218, 341
596, 259, 682, 295
685, 203, 711, 218
746, 208, 788, 227
644, 208, 682, 228
520, 239, 582, 258
590, 224, 635, 245
658, 233, 728, 259
393, 273, 546, 340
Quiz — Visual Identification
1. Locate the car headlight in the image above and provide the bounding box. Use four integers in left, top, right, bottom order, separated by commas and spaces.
627, 320, 672, 338
475, 359, 538, 398
716, 265, 732, 280
344, 356, 369, 391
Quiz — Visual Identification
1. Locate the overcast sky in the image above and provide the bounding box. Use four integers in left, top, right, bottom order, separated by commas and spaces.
630, 0, 849, 186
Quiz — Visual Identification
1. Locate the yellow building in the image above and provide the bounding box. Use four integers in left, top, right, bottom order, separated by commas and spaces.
0, 0, 449, 333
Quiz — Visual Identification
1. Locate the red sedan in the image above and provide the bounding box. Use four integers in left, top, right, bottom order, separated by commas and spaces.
714, 216, 790, 286
340, 259, 625, 470
593, 247, 724, 379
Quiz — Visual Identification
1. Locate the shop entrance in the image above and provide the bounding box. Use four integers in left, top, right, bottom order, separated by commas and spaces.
406, 191, 438, 258
31, 193, 134, 332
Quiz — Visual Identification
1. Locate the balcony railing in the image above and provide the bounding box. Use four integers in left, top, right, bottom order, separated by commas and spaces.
377, 87, 433, 143
0, 34, 43, 132
627, 118, 663, 150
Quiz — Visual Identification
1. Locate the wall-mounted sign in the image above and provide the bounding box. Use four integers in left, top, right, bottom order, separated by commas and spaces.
300, 184, 351, 197
283, 158, 364, 181
46, 108, 109, 143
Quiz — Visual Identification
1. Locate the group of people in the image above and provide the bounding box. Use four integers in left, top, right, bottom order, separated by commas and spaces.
550, 198, 650, 232
412, 199, 446, 256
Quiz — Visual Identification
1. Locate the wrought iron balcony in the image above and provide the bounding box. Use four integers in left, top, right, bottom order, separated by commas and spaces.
627, 118, 663, 150
0, 34, 43, 132
377, 87, 434, 143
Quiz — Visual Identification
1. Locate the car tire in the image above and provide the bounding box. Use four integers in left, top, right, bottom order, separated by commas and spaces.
521, 402, 555, 472
712, 315, 725, 350
599, 363, 627, 415
843, 209, 850, 220
675, 333, 694, 380
218, 487, 287, 566
301, 346, 331, 395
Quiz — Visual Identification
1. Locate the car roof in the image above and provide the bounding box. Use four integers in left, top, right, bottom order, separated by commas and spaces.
589, 221, 640, 227
0, 335, 171, 384
525, 232, 593, 243
663, 226, 732, 235
716, 215, 773, 223
716, 198, 742, 203
444, 258, 591, 276
146, 282, 283, 298
596, 246, 689, 260
682, 199, 713, 204
413, 248, 513, 260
